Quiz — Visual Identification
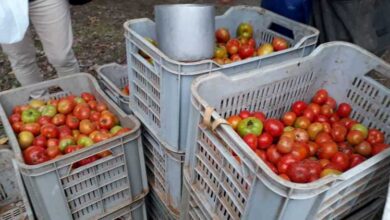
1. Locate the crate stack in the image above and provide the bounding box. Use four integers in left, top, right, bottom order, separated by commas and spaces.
182, 42, 390, 220
120, 5, 319, 219
0, 74, 149, 220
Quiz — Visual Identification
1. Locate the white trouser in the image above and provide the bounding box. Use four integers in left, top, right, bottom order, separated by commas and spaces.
1, 0, 80, 86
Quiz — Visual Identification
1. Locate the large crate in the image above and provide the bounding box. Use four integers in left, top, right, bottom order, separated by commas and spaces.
96, 63, 131, 114
0, 148, 33, 220
183, 42, 390, 220
384, 183, 390, 219
125, 5, 319, 152
0, 74, 149, 220
343, 197, 384, 220
146, 188, 179, 220
142, 125, 184, 216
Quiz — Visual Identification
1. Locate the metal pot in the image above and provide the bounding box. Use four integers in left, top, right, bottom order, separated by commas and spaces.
155, 4, 215, 62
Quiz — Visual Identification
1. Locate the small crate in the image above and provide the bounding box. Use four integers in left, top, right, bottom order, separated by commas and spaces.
125, 5, 319, 152
184, 42, 390, 220
0, 148, 33, 220
0, 74, 148, 220
146, 188, 179, 220
96, 63, 131, 114
142, 125, 184, 216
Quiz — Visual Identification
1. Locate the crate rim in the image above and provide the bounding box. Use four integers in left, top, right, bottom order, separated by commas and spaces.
123, 5, 319, 73
188, 41, 390, 194
96, 63, 129, 101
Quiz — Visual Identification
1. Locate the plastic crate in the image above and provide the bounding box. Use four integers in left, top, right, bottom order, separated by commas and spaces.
342, 197, 384, 220
184, 42, 390, 220
146, 188, 179, 220
124, 5, 319, 152
142, 125, 184, 216
96, 63, 131, 114
0, 148, 33, 220
0, 73, 149, 220
384, 183, 390, 219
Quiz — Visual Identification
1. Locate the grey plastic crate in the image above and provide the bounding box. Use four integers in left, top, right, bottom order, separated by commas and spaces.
384, 183, 390, 219
0, 73, 148, 220
146, 188, 179, 220
0, 148, 33, 220
125, 5, 319, 152
96, 63, 131, 114
142, 125, 184, 216
343, 197, 384, 220
105, 195, 148, 220
183, 42, 390, 220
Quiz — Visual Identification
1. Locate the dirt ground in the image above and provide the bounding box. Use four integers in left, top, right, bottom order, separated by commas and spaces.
0, 0, 259, 91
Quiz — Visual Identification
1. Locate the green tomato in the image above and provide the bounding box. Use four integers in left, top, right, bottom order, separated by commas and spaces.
236, 22, 253, 39
351, 123, 368, 139
284, 126, 295, 132
74, 97, 86, 104
110, 125, 122, 134
41, 105, 57, 117
237, 117, 263, 137
21, 109, 41, 123
77, 137, 94, 147
59, 138, 75, 152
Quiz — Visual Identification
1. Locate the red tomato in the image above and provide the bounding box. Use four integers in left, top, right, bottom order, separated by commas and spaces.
251, 111, 266, 123
226, 39, 240, 55
293, 128, 309, 142
96, 103, 108, 112
257, 133, 273, 149
247, 38, 256, 48
81, 92, 96, 102
324, 97, 337, 110
73, 103, 91, 120
98, 114, 115, 130
350, 154, 366, 168
282, 111, 297, 126
279, 174, 290, 181
337, 103, 352, 118
38, 116, 52, 126
23, 146, 49, 165
319, 159, 330, 168
89, 111, 101, 122
367, 129, 385, 145
294, 116, 311, 129
266, 161, 279, 174
66, 115, 80, 130
51, 114, 66, 126
287, 162, 310, 183
255, 149, 267, 161
302, 109, 315, 122
243, 134, 258, 151
238, 44, 255, 59
40, 124, 59, 139
277, 136, 294, 154
265, 119, 284, 137
322, 122, 332, 133
307, 141, 319, 156
307, 103, 321, 116
315, 132, 332, 144
277, 155, 298, 174
316, 115, 329, 123
238, 110, 251, 119
46, 146, 62, 159
57, 98, 75, 115
331, 125, 347, 142
330, 152, 350, 171
88, 100, 98, 110
227, 115, 242, 130
47, 138, 59, 148
338, 142, 354, 157
77, 155, 99, 167
33, 136, 47, 148
291, 101, 307, 116
354, 141, 372, 157
12, 122, 23, 133
347, 130, 365, 145
318, 141, 338, 159
22, 123, 41, 136
291, 142, 309, 161
372, 143, 389, 155
9, 113, 21, 123
302, 159, 322, 182
320, 104, 334, 117
266, 145, 281, 164
329, 114, 340, 123
63, 145, 83, 154
312, 89, 328, 105
272, 37, 288, 51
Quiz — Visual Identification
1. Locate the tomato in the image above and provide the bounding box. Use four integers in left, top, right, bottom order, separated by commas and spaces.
96, 103, 108, 112
12, 121, 23, 133
66, 115, 80, 130
318, 141, 338, 159
367, 129, 385, 145
315, 132, 332, 144
291, 142, 309, 161
73, 104, 91, 121
272, 37, 288, 51
57, 98, 75, 114
350, 124, 368, 139
215, 28, 230, 43
338, 142, 354, 157
257, 43, 274, 56
325, 97, 337, 110
98, 114, 116, 130
355, 141, 372, 157
237, 117, 263, 137
227, 115, 242, 130
46, 145, 62, 159
51, 114, 66, 126
247, 38, 256, 48
291, 101, 307, 116
330, 152, 350, 171
266, 161, 279, 174
347, 130, 365, 145
79, 119, 97, 135
277, 136, 294, 154
13, 105, 22, 114
277, 155, 298, 174
293, 128, 309, 142
350, 154, 366, 168
329, 114, 340, 123
282, 111, 296, 126
88, 100, 98, 110
331, 125, 347, 142
238, 110, 251, 119
279, 174, 290, 181
251, 112, 266, 123
337, 103, 352, 118
214, 46, 228, 59
47, 138, 59, 148
81, 92, 96, 102
38, 116, 52, 126
302, 109, 315, 122
302, 159, 323, 182
58, 125, 72, 139
237, 22, 253, 39
320, 168, 341, 178
322, 122, 332, 133
231, 54, 242, 62
33, 135, 47, 148
307, 122, 324, 140
63, 145, 83, 154
23, 146, 49, 165
243, 134, 258, 151
255, 149, 267, 161
47, 99, 59, 107
226, 39, 240, 55
266, 145, 281, 164
77, 155, 99, 167
307, 103, 321, 116
307, 141, 319, 156
319, 159, 330, 168
315, 115, 329, 123
238, 44, 255, 59
41, 124, 59, 139
294, 116, 311, 129
9, 113, 21, 123
22, 123, 41, 136
264, 119, 284, 137
372, 143, 389, 155
257, 133, 273, 149
320, 104, 334, 117
89, 111, 101, 122
287, 162, 310, 183
312, 89, 328, 105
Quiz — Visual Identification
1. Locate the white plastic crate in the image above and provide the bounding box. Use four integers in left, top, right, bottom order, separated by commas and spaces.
142, 125, 184, 216
343, 197, 384, 220
0, 74, 148, 220
0, 148, 33, 220
183, 42, 390, 220
146, 188, 179, 220
97, 195, 147, 220
96, 63, 131, 114
125, 5, 319, 152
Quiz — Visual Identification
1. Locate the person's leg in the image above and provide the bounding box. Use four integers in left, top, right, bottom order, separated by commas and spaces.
1, 29, 44, 86
29, 0, 80, 77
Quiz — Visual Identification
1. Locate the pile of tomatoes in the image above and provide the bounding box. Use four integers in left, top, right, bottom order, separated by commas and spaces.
213, 22, 289, 65
226, 89, 388, 183
9, 92, 131, 166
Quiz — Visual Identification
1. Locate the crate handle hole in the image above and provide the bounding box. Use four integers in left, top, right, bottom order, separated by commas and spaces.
268, 22, 294, 40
